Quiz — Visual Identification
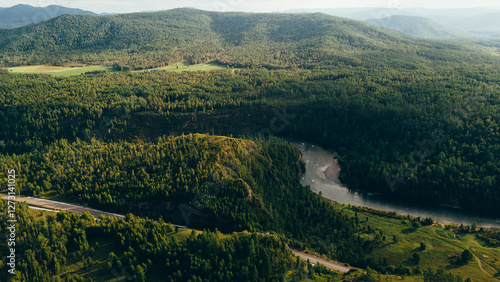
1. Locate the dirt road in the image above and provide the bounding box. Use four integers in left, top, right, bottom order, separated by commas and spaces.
291, 249, 352, 273
475, 256, 499, 281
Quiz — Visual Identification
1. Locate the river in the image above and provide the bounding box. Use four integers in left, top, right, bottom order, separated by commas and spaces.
292, 141, 500, 229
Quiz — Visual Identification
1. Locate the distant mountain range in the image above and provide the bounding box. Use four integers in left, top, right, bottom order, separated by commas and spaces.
283, 7, 500, 37
0, 4, 96, 29
365, 15, 469, 38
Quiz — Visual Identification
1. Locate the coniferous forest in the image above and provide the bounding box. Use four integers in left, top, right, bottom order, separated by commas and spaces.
1, 7, 500, 281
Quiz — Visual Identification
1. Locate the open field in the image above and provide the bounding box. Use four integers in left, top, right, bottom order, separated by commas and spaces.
143, 60, 230, 73
2, 61, 230, 76
4, 65, 114, 76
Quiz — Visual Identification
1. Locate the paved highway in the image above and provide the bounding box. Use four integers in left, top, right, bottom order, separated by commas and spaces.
0, 195, 188, 229
2, 194, 353, 272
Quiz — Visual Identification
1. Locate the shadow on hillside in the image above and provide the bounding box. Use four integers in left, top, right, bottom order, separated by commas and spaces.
411, 247, 424, 253
401, 228, 418, 234
444, 263, 462, 271
402, 258, 418, 267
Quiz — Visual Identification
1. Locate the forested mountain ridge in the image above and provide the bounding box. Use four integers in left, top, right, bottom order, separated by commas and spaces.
0, 8, 496, 70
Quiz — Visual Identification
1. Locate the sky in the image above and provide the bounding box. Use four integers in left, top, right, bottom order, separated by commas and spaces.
2, 0, 500, 13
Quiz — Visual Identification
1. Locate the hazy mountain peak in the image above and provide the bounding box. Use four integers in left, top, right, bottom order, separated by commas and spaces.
365, 15, 469, 38
0, 4, 96, 29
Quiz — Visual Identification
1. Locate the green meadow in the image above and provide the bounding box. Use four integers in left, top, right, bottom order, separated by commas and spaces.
143, 61, 230, 73
330, 205, 500, 281
2, 61, 230, 77
4, 65, 114, 76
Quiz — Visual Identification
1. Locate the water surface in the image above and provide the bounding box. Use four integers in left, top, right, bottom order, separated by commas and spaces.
292, 141, 500, 228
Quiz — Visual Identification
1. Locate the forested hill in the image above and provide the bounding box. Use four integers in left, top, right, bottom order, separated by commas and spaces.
0, 8, 496, 69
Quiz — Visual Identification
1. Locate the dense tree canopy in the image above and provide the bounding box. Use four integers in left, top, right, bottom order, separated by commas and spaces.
1, 65, 499, 215
0, 8, 499, 281
0, 202, 295, 281
0, 9, 497, 70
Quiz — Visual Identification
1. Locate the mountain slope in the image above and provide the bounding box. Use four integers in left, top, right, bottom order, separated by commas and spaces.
0, 4, 96, 29
0, 8, 494, 70
365, 15, 468, 38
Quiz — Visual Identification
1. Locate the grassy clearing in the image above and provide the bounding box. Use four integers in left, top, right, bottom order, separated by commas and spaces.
335, 204, 500, 281
4, 65, 114, 77
143, 61, 230, 73
2, 61, 231, 77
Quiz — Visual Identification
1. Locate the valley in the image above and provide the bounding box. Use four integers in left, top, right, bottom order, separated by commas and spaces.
0, 6, 499, 281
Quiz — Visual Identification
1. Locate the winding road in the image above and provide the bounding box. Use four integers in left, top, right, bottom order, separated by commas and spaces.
0, 195, 189, 229
2, 194, 353, 273
1, 195, 125, 218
